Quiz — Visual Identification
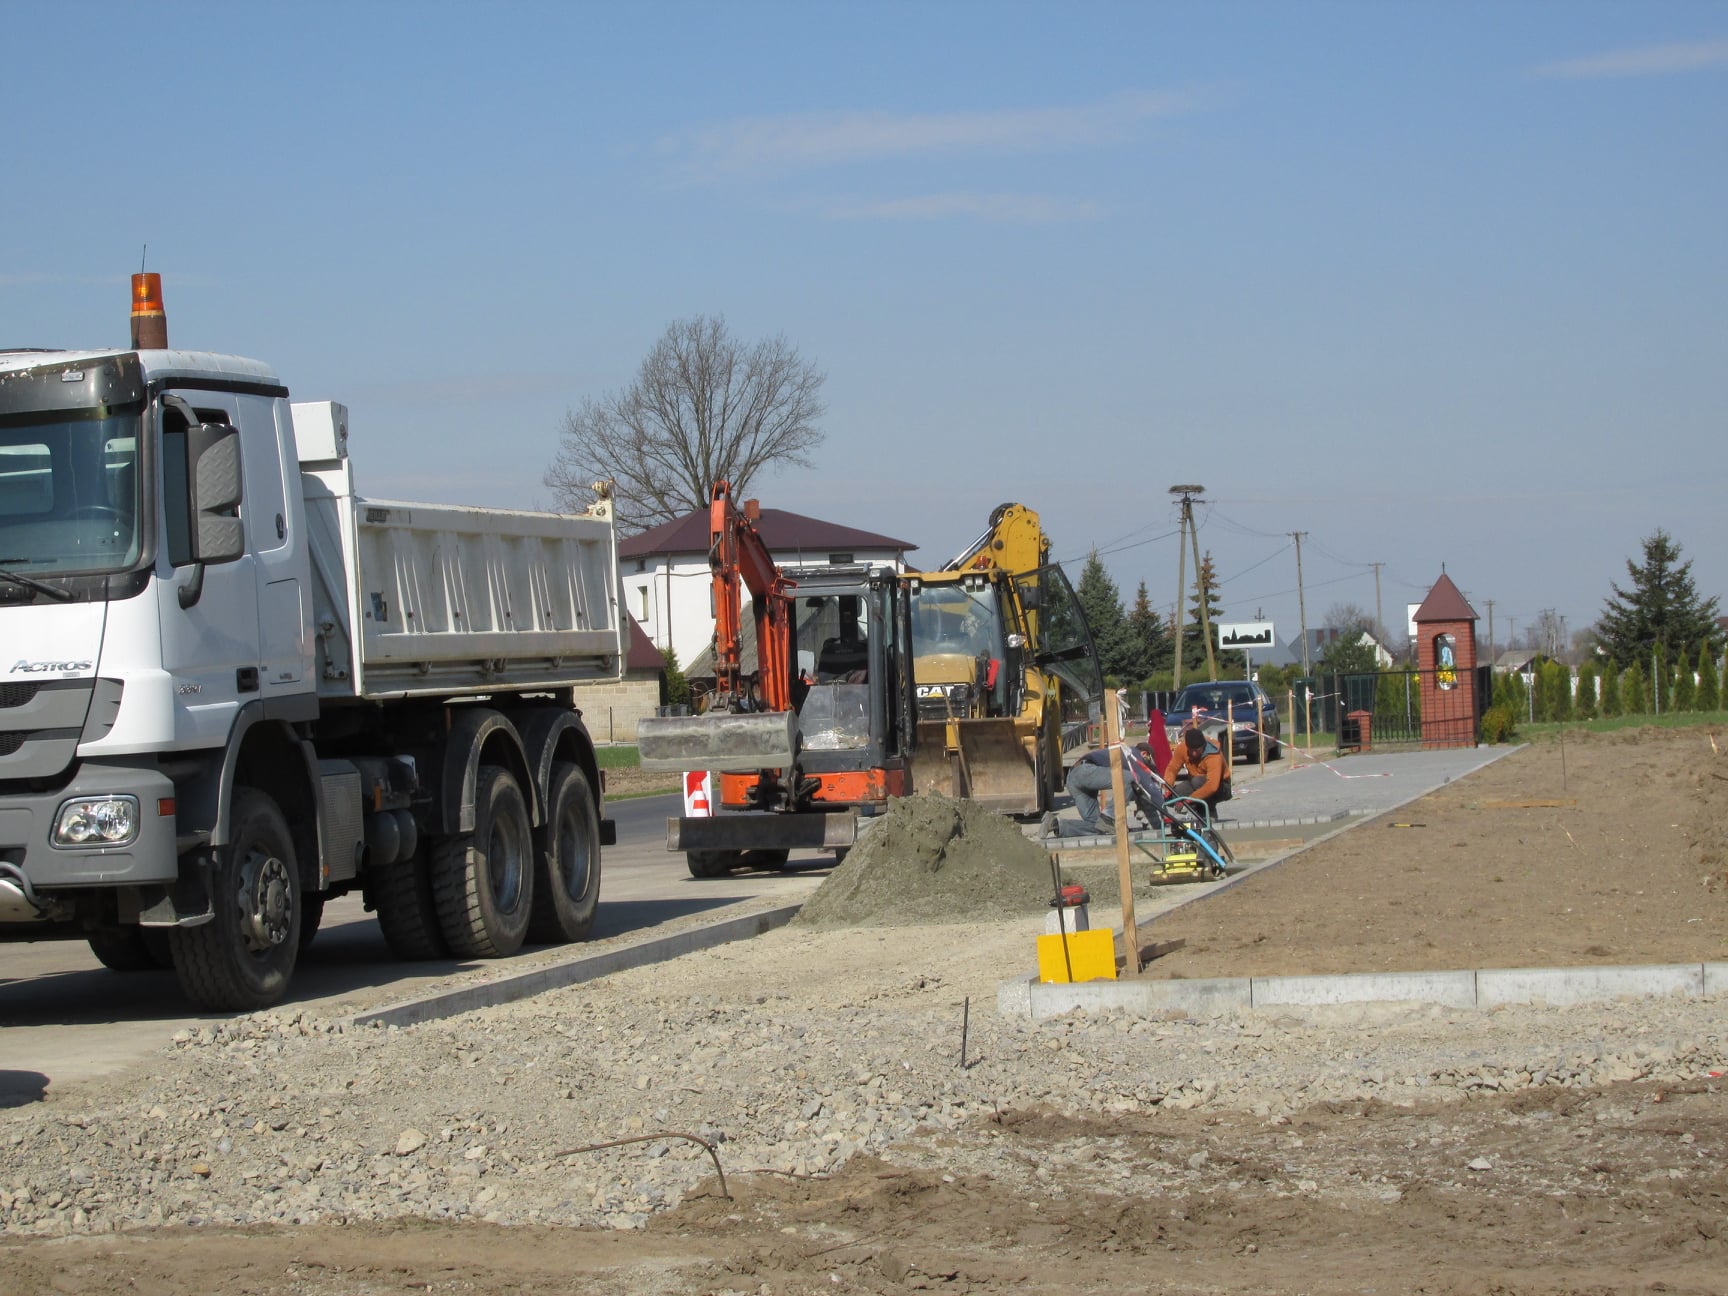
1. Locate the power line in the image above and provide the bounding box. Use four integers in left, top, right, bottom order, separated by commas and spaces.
1217, 542, 1292, 587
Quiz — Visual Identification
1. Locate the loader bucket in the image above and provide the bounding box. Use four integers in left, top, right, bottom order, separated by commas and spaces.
914, 717, 1039, 814
637, 709, 799, 773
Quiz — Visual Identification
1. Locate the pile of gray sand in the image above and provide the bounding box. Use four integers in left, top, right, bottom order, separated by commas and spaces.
795, 793, 1063, 928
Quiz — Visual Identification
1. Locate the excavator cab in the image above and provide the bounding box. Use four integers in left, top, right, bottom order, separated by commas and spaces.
785, 568, 913, 774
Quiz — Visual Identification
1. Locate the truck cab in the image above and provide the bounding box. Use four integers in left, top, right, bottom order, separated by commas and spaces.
2, 283, 620, 1011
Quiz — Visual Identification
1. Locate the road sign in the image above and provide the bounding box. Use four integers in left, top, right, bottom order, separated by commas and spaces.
1217, 622, 1275, 648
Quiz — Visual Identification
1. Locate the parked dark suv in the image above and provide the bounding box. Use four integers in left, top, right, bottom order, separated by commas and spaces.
1166, 680, 1281, 760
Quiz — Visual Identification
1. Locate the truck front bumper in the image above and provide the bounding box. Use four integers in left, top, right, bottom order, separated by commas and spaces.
0, 761, 181, 921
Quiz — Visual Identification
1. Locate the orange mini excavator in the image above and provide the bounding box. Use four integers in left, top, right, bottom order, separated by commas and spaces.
636, 482, 919, 877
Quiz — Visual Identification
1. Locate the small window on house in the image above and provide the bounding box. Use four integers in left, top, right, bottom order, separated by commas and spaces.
636, 585, 650, 620
829, 552, 853, 565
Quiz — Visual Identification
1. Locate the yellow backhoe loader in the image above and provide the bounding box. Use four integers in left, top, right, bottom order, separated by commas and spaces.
907, 505, 1102, 814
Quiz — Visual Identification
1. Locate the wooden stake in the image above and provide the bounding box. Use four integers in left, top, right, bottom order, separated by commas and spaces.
1105, 691, 1142, 974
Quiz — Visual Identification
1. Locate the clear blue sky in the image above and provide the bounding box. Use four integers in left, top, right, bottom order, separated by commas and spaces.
7, 2, 1725, 655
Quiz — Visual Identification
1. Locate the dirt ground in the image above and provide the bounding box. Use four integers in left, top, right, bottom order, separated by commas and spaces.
4, 727, 1726, 1295
1134, 726, 1728, 978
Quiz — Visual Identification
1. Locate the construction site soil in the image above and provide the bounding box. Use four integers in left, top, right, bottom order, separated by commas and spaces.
4, 726, 1726, 1295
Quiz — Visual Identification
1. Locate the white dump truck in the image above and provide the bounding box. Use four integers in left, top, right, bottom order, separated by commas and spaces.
0, 276, 622, 1009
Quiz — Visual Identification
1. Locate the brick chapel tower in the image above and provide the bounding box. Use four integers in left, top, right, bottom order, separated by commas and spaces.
1413, 572, 1479, 749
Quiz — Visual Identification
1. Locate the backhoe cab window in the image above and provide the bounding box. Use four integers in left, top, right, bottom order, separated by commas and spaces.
0, 409, 143, 575
794, 593, 871, 750
909, 585, 1003, 661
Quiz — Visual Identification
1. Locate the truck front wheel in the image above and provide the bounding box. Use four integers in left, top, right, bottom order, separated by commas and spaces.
527, 762, 600, 943
433, 764, 534, 957
169, 787, 301, 1010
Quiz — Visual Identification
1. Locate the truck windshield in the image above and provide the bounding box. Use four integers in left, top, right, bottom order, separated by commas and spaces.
0, 409, 143, 576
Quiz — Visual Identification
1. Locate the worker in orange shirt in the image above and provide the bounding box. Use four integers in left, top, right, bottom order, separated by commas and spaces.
1164, 726, 1231, 813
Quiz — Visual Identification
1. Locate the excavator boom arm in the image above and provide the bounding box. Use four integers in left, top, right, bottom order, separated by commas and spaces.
708, 480, 794, 711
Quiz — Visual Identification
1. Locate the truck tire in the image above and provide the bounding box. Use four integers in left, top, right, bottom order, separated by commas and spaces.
87, 928, 171, 972
168, 787, 301, 1011
527, 762, 601, 944
433, 764, 534, 957
687, 849, 742, 879
368, 840, 449, 960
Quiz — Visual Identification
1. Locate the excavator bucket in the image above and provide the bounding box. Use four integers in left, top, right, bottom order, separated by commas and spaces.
914, 718, 1040, 815
637, 709, 798, 773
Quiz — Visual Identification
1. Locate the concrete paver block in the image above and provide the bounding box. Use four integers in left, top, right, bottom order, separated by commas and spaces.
1252, 970, 1477, 1010
1476, 963, 1703, 1009
1700, 962, 1728, 997
1024, 976, 1252, 1021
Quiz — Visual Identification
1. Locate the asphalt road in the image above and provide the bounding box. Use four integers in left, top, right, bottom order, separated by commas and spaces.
0, 793, 835, 1100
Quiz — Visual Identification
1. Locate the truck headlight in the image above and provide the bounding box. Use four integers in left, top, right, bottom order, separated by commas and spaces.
53, 796, 139, 847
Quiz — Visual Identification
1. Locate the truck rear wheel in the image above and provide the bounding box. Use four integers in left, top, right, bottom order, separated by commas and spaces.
527, 762, 600, 943
169, 787, 301, 1011
369, 838, 449, 961
433, 764, 534, 957
87, 928, 171, 972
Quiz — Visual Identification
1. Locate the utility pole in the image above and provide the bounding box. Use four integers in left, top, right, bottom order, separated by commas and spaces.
1484, 599, 1495, 663
1291, 531, 1310, 675
1368, 561, 1385, 646
1171, 497, 1189, 693
1169, 484, 1210, 688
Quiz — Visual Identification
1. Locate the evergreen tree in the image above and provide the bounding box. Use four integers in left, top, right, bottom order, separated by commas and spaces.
1181, 551, 1226, 675
660, 645, 690, 710
1122, 580, 1174, 681
1494, 670, 1527, 717
1674, 645, 1697, 712
1598, 660, 1620, 717
1595, 530, 1724, 667
1075, 551, 1132, 683
1574, 661, 1598, 720
1622, 661, 1647, 715
1552, 661, 1573, 722
1697, 643, 1721, 712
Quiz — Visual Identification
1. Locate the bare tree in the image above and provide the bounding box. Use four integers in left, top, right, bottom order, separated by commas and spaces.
1323, 602, 1375, 634
544, 315, 826, 533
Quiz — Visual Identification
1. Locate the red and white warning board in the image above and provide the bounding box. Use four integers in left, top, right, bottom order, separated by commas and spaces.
683, 771, 713, 817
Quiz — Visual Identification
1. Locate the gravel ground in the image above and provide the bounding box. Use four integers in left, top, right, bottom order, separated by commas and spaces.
3, 913, 1723, 1239
5, 735, 1728, 1293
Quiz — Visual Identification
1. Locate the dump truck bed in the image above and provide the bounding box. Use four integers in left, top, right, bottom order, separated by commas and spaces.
297, 413, 621, 700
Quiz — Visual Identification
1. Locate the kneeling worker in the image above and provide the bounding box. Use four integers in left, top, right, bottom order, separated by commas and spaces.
1047, 742, 1163, 838
1164, 726, 1231, 813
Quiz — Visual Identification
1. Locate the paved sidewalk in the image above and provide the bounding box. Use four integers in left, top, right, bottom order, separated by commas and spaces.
1187, 743, 1519, 829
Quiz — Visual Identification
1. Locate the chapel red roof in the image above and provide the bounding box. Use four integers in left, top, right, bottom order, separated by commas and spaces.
1412, 573, 1478, 623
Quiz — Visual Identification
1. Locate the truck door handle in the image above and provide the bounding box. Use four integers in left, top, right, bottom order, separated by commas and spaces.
237, 667, 259, 693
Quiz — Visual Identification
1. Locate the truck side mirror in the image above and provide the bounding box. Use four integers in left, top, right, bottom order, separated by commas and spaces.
187, 423, 244, 564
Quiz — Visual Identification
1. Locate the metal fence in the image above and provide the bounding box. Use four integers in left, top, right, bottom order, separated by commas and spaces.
1284, 666, 1492, 750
